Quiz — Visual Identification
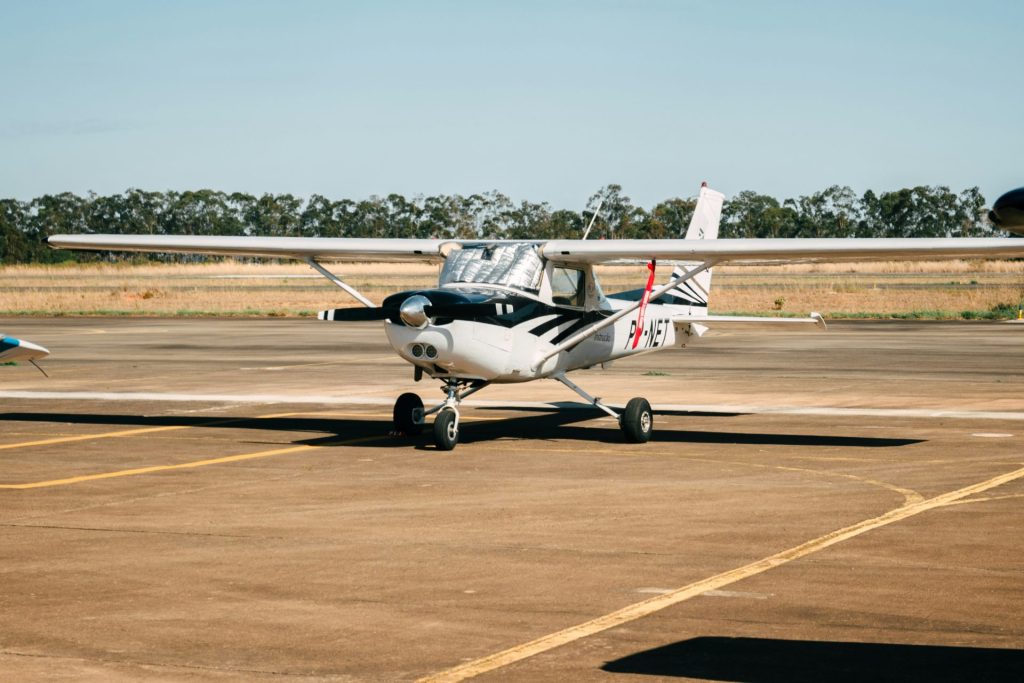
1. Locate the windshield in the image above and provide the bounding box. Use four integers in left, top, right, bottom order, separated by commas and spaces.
439, 243, 544, 292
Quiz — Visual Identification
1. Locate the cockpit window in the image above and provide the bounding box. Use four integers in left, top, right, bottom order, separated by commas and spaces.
439, 243, 544, 292
551, 266, 585, 307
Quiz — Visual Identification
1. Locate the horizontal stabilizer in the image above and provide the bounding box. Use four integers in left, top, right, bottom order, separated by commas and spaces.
675, 313, 826, 336
0, 334, 51, 361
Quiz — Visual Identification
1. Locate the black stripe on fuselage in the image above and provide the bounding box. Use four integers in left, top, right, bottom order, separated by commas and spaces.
385, 287, 612, 339
549, 311, 608, 344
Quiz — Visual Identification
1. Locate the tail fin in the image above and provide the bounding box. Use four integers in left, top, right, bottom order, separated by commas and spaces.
684, 183, 724, 240
665, 184, 724, 312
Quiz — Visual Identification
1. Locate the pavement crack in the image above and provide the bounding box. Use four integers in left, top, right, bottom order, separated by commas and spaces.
942, 492, 1024, 507
681, 454, 924, 505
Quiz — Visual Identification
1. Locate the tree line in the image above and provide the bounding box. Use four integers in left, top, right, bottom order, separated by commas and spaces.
0, 184, 1006, 264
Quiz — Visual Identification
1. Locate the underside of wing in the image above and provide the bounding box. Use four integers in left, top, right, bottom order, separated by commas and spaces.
541, 238, 1024, 265
47, 235, 453, 263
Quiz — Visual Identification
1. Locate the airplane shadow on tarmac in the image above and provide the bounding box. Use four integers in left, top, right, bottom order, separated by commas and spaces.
601, 636, 1024, 682
0, 411, 922, 450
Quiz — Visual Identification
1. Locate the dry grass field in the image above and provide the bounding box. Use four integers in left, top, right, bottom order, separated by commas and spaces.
2, 259, 1022, 318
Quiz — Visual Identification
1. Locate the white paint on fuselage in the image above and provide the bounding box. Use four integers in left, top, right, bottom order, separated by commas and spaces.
383, 284, 679, 383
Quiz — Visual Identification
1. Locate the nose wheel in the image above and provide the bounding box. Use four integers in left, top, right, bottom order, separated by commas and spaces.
433, 408, 459, 450
392, 379, 487, 451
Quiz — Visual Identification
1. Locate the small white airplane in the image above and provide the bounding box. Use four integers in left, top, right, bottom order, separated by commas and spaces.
49, 184, 1024, 450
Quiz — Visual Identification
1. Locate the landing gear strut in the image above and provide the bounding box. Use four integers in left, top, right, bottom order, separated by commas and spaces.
391, 379, 488, 451
553, 373, 653, 443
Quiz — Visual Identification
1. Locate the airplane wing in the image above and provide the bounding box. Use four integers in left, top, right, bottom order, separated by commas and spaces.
48, 234, 1024, 266
540, 237, 1024, 265
47, 235, 452, 263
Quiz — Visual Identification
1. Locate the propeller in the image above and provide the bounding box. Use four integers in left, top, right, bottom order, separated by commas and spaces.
318, 295, 509, 326
317, 307, 391, 321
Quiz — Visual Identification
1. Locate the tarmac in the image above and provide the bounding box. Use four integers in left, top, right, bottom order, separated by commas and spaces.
1, 317, 1022, 681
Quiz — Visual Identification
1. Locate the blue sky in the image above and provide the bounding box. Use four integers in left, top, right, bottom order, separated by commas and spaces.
2, 0, 1022, 208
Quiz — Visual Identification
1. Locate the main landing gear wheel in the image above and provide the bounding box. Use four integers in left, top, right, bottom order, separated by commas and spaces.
620, 397, 653, 443
393, 392, 424, 436
433, 408, 459, 451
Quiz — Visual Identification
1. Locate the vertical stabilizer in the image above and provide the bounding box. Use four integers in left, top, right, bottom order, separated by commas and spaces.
665, 184, 724, 312
684, 183, 724, 240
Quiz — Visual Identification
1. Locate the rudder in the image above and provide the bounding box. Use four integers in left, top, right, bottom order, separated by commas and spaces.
665, 184, 724, 311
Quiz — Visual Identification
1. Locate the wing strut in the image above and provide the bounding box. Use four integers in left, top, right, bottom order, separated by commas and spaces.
305, 258, 375, 308
532, 260, 716, 371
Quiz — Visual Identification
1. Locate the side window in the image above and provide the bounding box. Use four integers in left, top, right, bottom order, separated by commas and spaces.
551, 267, 585, 307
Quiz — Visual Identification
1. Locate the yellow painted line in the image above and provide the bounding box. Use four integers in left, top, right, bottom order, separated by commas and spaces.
0, 412, 302, 453
0, 425, 191, 451
0, 435, 380, 490
418, 463, 1024, 683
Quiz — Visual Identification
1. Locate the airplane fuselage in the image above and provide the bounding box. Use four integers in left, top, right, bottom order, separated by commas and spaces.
383, 283, 677, 383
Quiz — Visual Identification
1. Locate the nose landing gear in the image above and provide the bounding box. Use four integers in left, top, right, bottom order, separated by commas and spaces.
391, 379, 488, 450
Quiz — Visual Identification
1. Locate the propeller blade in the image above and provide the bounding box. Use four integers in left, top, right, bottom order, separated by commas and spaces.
318, 307, 392, 322
318, 300, 512, 324
425, 303, 507, 320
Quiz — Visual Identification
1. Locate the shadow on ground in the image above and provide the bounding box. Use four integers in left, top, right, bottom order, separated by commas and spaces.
0, 412, 923, 449
601, 636, 1024, 682
477, 402, 748, 418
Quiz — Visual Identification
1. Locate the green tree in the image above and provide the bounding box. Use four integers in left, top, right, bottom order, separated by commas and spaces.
0, 199, 31, 263
722, 191, 797, 238
586, 184, 635, 239
28, 192, 90, 262
792, 185, 859, 238
651, 198, 697, 238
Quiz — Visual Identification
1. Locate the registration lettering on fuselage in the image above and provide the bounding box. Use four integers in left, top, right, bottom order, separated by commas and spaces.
625, 317, 669, 349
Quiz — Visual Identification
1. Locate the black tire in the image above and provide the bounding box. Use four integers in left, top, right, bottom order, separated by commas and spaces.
393, 392, 424, 435
433, 408, 459, 451
620, 397, 653, 443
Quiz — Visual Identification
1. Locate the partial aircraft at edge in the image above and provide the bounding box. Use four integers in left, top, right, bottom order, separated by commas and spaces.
48, 185, 1024, 450
0, 333, 50, 374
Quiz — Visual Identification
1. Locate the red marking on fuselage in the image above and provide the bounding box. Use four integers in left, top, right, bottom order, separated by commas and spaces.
631, 260, 657, 349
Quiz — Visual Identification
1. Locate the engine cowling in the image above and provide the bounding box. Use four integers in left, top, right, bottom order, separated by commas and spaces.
989, 187, 1024, 235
